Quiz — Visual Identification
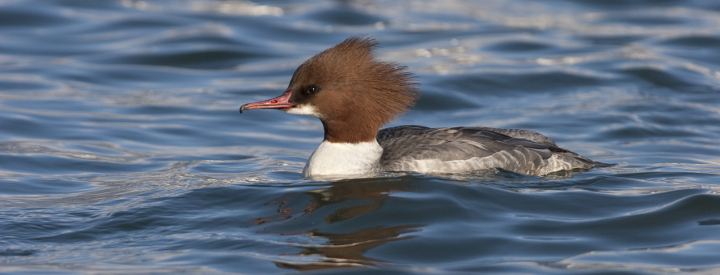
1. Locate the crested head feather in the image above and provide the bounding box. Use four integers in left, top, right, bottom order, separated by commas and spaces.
288, 36, 420, 143
318, 36, 418, 122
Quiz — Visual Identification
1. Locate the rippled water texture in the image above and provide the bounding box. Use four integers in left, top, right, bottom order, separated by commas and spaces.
2, 0, 720, 274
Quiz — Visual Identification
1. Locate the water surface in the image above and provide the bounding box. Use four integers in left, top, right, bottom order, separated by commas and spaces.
2, 0, 720, 274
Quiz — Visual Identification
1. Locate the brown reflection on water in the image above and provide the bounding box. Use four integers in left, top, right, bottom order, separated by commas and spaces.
251, 178, 422, 271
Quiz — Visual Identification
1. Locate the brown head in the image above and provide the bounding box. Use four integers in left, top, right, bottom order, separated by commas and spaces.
240, 36, 420, 143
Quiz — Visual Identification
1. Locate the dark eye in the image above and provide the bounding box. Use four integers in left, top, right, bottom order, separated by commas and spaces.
305, 85, 319, 95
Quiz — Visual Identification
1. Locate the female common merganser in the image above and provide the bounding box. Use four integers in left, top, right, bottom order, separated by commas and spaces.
240, 36, 607, 179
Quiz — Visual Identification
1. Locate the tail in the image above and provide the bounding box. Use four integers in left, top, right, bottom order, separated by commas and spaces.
570, 153, 612, 169
590, 160, 612, 168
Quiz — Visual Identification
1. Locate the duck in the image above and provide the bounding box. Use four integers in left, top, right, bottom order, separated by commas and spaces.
240, 36, 607, 179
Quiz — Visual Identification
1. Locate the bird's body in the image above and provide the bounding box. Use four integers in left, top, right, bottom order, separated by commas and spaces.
240, 36, 607, 179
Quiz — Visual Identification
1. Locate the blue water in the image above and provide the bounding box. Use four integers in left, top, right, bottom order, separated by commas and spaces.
2, 0, 720, 274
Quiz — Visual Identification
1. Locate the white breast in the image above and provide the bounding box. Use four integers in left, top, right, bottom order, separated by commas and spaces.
302, 141, 383, 179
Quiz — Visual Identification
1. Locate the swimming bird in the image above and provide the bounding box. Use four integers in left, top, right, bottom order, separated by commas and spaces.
240, 36, 607, 179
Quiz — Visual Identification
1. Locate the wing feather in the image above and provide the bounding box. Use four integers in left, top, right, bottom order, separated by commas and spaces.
377, 125, 606, 175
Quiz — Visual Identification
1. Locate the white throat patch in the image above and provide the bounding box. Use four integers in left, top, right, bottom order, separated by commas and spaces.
285, 104, 321, 117
302, 141, 383, 179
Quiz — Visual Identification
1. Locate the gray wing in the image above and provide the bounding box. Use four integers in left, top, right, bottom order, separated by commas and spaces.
474, 127, 558, 147
376, 125, 605, 175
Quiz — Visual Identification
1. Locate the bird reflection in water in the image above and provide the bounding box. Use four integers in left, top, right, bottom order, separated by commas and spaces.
251, 178, 422, 271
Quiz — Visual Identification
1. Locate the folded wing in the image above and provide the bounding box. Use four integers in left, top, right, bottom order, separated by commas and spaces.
377, 125, 606, 176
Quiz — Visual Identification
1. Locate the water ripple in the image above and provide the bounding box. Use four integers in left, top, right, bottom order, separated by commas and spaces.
2, 0, 720, 274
